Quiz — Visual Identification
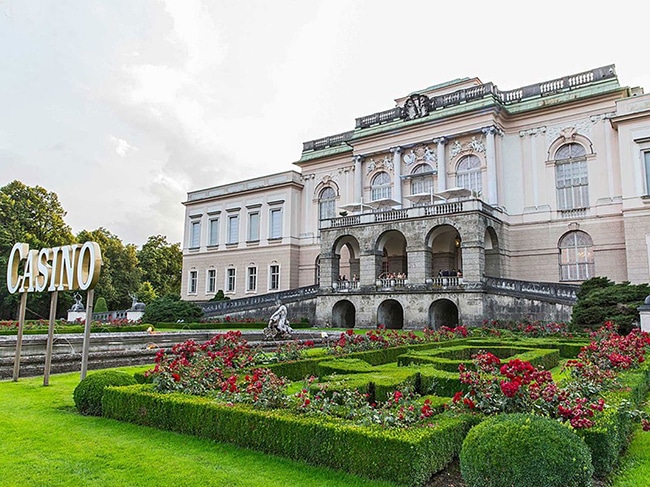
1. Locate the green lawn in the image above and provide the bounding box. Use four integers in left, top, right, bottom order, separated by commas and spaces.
611, 401, 650, 487
0, 367, 393, 487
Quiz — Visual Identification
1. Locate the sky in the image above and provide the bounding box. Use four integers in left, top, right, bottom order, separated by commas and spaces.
1, 0, 649, 248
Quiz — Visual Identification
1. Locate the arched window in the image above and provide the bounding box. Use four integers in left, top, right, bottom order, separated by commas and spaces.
559, 231, 594, 281
318, 187, 336, 220
371, 171, 391, 201
456, 155, 482, 194
555, 142, 588, 210
410, 164, 434, 195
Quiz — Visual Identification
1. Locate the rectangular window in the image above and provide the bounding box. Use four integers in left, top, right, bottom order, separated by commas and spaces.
226, 268, 236, 292
208, 218, 219, 246
228, 215, 239, 244
248, 212, 260, 241
206, 269, 216, 294
269, 264, 280, 290
645, 151, 650, 195
269, 208, 282, 239
190, 221, 201, 248
247, 267, 257, 292
189, 270, 198, 294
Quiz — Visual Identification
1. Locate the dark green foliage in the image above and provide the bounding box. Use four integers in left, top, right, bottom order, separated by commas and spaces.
94, 297, 108, 313
317, 358, 374, 376
136, 235, 182, 298
209, 289, 230, 301
572, 279, 650, 333
0, 180, 76, 319
141, 295, 203, 324
102, 384, 476, 486
77, 227, 141, 311
460, 413, 593, 487
73, 370, 137, 416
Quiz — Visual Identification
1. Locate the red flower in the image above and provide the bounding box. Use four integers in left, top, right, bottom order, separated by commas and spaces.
452, 391, 463, 403
171, 373, 181, 382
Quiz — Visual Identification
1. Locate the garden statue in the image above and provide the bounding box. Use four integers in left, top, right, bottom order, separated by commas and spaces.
263, 301, 294, 340
128, 292, 145, 312
69, 292, 85, 312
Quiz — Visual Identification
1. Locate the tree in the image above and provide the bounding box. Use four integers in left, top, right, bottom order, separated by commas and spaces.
571, 277, 650, 334
136, 281, 157, 305
94, 297, 108, 313
77, 228, 141, 311
137, 235, 182, 297
0, 181, 76, 319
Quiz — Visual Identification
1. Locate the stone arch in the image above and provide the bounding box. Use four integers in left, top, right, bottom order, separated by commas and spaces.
332, 300, 356, 328
377, 299, 404, 329
332, 235, 361, 282
375, 230, 408, 278
484, 226, 501, 277
428, 299, 459, 329
426, 224, 463, 277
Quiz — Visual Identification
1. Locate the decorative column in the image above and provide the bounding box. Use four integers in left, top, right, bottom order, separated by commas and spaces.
433, 137, 447, 192
390, 147, 402, 205
353, 155, 363, 203
482, 127, 499, 205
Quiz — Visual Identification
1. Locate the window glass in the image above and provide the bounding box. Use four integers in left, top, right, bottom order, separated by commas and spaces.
269, 209, 282, 238
208, 218, 219, 246
226, 268, 236, 292
319, 187, 336, 220
189, 270, 198, 294
559, 231, 594, 281
207, 269, 216, 293
555, 143, 588, 210
247, 267, 257, 291
371, 171, 391, 201
248, 212, 260, 241
456, 155, 482, 194
228, 215, 239, 244
190, 221, 201, 248
269, 264, 280, 290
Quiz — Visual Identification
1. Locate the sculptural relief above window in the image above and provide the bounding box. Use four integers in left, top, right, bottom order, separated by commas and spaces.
449, 136, 486, 159
402, 144, 437, 169
365, 155, 394, 175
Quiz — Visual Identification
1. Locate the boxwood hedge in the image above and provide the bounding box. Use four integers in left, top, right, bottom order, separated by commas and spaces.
102, 384, 478, 486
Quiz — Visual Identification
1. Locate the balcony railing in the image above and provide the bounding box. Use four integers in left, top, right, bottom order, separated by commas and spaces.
321, 198, 494, 229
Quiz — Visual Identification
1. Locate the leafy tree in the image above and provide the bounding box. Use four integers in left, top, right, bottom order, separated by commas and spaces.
136, 281, 157, 305
141, 295, 203, 324
571, 277, 650, 334
77, 228, 140, 311
0, 181, 76, 319
137, 235, 182, 298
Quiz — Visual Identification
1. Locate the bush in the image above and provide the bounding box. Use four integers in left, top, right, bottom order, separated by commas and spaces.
73, 370, 137, 416
460, 413, 593, 487
141, 294, 203, 324
572, 278, 650, 333
94, 297, 108, 313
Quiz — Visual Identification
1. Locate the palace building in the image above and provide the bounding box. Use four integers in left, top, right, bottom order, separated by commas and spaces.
180, 64, 650, 329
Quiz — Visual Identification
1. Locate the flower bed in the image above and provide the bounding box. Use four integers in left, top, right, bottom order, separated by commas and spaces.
96, 323, 650, 485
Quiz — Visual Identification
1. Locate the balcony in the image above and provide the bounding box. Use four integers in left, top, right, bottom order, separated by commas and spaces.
321, 198, 496, 229
330, 275, 465, 293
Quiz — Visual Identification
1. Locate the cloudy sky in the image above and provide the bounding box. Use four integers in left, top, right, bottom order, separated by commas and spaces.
1, 0, 648, 247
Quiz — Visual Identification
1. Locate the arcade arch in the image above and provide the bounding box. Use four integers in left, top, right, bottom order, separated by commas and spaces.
377, 299, 404, 329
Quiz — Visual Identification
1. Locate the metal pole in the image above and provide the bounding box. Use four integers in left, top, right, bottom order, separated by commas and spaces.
12, 292, 28, 381
43, 291, 59, 386
80, 289, 94, 380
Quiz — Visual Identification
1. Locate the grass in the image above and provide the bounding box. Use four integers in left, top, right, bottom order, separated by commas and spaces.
610, 400, 650, 487
0, 367, 394, 487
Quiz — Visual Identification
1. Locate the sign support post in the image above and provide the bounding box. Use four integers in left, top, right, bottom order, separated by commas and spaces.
12, 292, 28, 381
43, 291, 59, 386
80, 288, 95, 380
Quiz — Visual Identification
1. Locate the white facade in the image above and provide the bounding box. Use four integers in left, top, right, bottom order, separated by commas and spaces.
181, 65, 650, 327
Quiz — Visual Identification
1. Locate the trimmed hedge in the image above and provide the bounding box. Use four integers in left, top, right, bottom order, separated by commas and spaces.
577, 365, 650, 476
317, 358, 374, 376
460, 413, 593, 487
102, 384, 477, 486
73, 370, 137, 416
